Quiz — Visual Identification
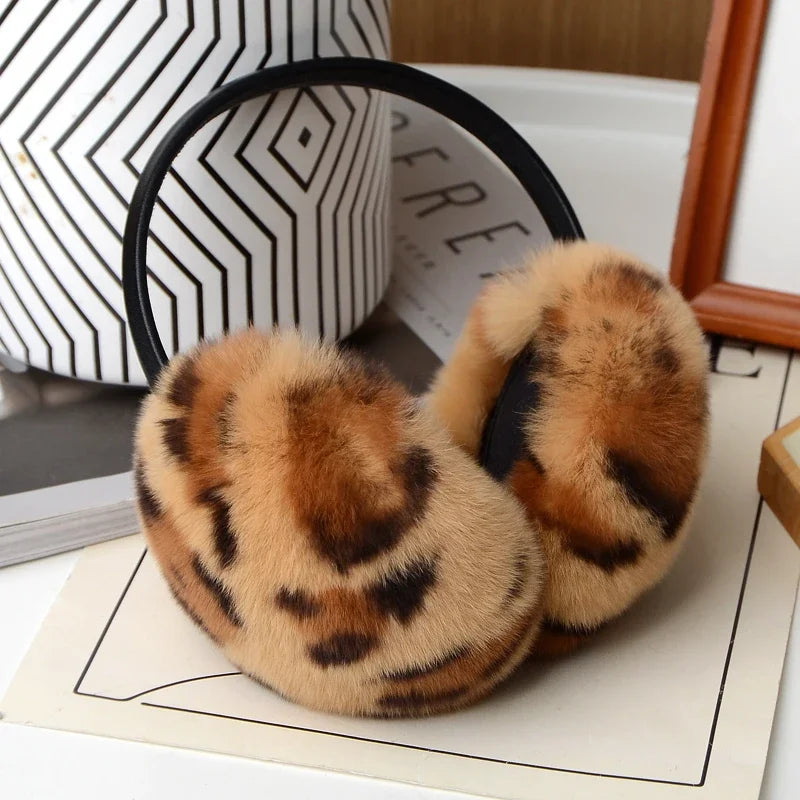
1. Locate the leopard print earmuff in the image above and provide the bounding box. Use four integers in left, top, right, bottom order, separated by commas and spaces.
123, 58, 709, 717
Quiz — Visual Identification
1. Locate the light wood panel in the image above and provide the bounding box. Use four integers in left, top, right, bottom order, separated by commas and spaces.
392, 0, 713, 80
760, 416, 800, 548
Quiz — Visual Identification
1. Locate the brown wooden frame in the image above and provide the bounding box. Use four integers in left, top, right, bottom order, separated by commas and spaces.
670, 0, 800, 349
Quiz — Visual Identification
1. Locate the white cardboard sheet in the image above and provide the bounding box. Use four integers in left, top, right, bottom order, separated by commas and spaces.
2, 342, 798, 800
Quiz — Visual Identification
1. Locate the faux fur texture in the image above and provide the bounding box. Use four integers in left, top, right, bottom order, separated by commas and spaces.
134, 329, 545, 717
428, 242, 710, 656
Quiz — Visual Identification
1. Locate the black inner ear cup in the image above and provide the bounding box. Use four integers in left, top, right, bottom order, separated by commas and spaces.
121, 56, 584, 479
478, 346, 542, 481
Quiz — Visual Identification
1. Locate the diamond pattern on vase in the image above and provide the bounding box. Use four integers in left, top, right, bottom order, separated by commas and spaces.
265, 88, 336, 190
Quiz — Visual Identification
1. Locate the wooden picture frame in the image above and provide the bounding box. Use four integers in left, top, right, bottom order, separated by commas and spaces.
670, 0, 800, 349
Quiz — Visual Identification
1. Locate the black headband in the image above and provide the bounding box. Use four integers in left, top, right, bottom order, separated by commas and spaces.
121, 56, 584, 480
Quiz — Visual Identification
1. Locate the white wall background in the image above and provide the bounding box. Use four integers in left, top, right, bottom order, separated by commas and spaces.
724, 0, 800, 296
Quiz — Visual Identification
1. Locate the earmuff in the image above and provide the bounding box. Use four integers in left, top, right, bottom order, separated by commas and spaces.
124, 58, 709, 717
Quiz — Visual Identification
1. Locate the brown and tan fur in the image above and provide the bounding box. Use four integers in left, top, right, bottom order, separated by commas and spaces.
134, 328, 545, 717
428, 242, 709, 656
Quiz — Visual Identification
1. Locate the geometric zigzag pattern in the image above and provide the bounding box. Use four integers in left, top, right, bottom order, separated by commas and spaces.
0, 0, 391, 384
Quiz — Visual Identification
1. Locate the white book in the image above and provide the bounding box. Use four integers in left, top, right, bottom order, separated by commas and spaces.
0, 472, 138, 568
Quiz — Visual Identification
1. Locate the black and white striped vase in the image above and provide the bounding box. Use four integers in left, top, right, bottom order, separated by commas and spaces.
0, 0, 391, 384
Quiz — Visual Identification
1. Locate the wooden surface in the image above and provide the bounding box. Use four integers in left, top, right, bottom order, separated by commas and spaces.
669, 0, 800, 349
759, 417, 800, 548
670, 0, 771, 298
392, 0, 713, 80
691, 282, 800, 350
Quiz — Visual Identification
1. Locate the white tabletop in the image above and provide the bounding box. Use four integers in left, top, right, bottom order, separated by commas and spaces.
1, 65, 797, 800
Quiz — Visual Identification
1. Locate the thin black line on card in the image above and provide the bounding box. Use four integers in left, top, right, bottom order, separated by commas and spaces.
699, 349, 794, 784
72, 349, 796, 787
73, 549, 146, 694
138, 701, 701, 787
77, 672, 241, 703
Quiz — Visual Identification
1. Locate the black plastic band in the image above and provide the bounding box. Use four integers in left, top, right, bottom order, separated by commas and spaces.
121, 56, 584, 479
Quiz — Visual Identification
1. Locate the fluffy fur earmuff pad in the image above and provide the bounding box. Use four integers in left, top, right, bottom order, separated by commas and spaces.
133, 241, 709, 716
429, 242, 710, 657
